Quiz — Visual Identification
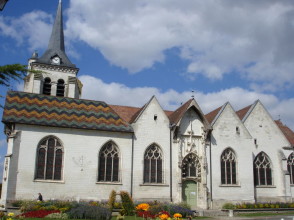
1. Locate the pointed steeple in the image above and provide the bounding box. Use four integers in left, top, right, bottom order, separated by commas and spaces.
37, 0, 75, 67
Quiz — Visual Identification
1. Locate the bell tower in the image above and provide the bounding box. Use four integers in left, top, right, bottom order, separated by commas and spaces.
24, 0, 82, 98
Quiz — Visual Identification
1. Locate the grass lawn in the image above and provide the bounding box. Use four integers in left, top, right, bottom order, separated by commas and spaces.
236, 211, 294, 217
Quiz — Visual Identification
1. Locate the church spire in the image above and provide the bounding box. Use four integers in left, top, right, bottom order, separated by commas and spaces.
37, 0, 75, 67
48, 0, 65, 53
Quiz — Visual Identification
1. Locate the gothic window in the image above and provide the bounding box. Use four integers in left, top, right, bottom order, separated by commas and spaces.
144, 144, 163, 183
254, 152, 272, 186
287, 153, 294, 184
43, 77, 51, 95
182, 153, 201, 179
221, 148, 237, 184
98, 142, 120, 182
56, 79, 65, 97
35, 136, 63, 180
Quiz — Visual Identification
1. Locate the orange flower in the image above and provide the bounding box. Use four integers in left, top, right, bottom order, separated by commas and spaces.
173, 213, 182, 219
159, 213, 169, 220
136, 203, 150, 211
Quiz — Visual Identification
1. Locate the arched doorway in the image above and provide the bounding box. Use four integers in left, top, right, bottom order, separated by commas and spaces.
182, 180, 197, 209
181, 153, 201, 209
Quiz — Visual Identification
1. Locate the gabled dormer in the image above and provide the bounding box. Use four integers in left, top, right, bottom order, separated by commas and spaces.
24, 0, 82, 98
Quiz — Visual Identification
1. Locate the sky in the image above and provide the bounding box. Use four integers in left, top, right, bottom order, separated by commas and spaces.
0, 0, 294, 179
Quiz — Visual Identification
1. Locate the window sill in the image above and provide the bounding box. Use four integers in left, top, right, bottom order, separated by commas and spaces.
255, 185, 276, 188
34, 179, 64, 184
96, 182, 122, 185
140, 183, 169, 187
219, 184, 241, 187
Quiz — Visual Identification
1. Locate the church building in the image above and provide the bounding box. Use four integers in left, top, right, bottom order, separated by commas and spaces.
1, 1, 294, 209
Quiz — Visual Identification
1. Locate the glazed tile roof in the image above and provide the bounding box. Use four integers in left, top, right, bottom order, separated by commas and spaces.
109, 105, 142, 123
2, 91, 133, 133
275, 120, 294, 146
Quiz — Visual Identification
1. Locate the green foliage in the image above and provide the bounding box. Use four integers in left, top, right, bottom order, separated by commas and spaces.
108, 190, 117, 211
120, 191, 135, 216
0, 64, 28, 86
45, 212, 69, 219
222, 203, 236, 210
67, 204, 111, 220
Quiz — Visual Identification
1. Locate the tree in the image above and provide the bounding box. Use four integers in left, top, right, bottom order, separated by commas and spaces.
0, 64, 29, 87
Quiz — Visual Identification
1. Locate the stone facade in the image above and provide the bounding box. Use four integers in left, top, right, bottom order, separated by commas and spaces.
1, 1, 294, 210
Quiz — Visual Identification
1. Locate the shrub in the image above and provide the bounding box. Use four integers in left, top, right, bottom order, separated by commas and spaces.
148, 203, 166, 216
108, 190, 117, 211
167, 204, 194, 217
67, 204, 111, 220
46, 212, 68, 219
222, 203, 236, 210
120, 191, 135, 216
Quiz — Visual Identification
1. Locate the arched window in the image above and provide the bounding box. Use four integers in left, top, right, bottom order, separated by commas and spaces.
98, 142, 120, 182
287, 153, 294, 184
221, 148, 237, 184
144, 144, 163, 183
42, 77, 51, 95
35, 136, 63, 180
182, 153, 201, 179
56, 79, 65, 97
254, 152, 272, 186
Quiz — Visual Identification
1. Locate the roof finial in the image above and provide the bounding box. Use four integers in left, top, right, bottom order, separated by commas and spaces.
191, 90, 194, 98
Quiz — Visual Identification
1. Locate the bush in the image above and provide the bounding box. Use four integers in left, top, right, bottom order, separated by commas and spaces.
108, 190, 117, 211
222, 203, 236, 210
167, 204, 194, 217
120, 191, 135, 216
46, 212, 68, 219
67, 204, 111, 220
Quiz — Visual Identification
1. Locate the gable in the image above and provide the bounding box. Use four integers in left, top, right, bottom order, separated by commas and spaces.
2, 91, 133, 133
132, 96, 169, 124
243, 101, 289, 144
212, 103, 252, 139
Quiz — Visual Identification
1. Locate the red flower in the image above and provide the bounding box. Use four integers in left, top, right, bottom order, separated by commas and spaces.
20, 210, 60, 218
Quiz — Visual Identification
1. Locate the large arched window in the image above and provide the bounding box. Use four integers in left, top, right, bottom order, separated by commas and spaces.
287, 153, 294, 184
182, 153, 201, 179
221, 148, 237, 185
42, 77, 51, 95
254, 152, 272, 186
35, 136, 63, 180
56, 79, 65, 97
144, 144, 163, 183
98, 141, 120, 182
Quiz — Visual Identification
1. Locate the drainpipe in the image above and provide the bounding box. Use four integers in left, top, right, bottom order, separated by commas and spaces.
209, 132, 213, 208
131, 133, 134, 197
170, 126, 173, 202
170, 124, 176, 202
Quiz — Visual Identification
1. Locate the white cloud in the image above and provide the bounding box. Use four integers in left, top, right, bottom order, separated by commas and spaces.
80, 75, 294, 130
0, 10, 52, 51
66, 0, 294, 91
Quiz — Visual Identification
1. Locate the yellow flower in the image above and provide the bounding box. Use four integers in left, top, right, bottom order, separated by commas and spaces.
136, 203, 150, 211
7, 218, 13, 220
159, 213, 169, 220
173, 213, 182, 219
7, 213, 14, 217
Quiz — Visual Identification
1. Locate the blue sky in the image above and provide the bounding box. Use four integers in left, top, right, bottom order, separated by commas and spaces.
0, 0, 294, 178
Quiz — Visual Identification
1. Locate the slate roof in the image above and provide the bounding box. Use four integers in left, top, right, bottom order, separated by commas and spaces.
275, 120, 294, 146
36, 0, 75, 68
2, 91, 133, 133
